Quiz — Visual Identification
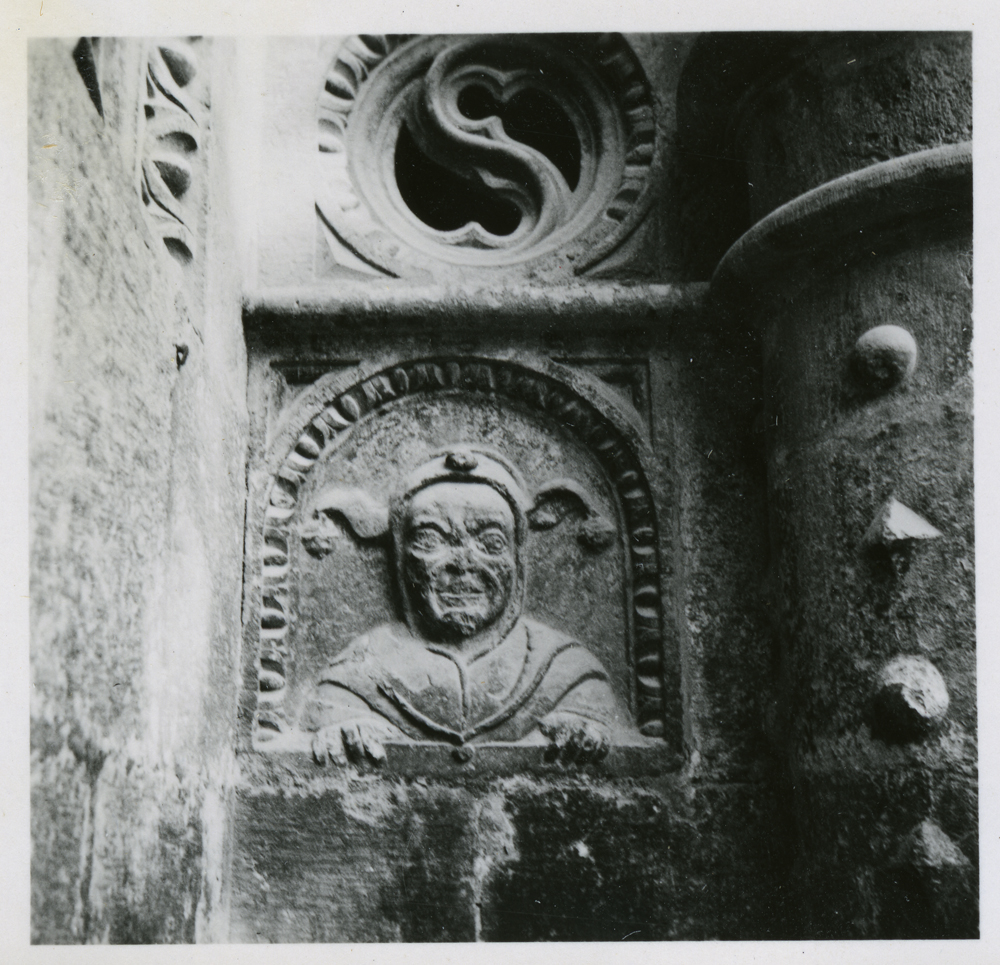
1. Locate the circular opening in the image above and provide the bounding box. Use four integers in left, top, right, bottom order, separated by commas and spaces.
394, 123, 523, 235
457, 85, 581, 190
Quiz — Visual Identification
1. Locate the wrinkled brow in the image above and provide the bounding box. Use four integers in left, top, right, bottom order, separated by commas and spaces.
405, 513, 452, 532
465, 517, 510, 535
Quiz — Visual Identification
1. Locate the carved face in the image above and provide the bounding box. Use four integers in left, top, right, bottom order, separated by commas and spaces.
401, 482, 518, 641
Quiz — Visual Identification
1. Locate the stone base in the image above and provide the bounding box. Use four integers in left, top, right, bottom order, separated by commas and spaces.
230, 754, 789, 942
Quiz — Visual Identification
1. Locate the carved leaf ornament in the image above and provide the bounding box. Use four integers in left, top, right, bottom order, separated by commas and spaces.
316, 34, 657, 276
254, 359, 671, 744
138, 39, 203, 265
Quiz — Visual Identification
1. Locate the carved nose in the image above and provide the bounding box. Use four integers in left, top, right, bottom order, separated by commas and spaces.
444, 544, 476, 572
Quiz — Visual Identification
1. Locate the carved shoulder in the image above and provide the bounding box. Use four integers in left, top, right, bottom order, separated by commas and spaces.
318, 625, 392, 677
521, 616, 578, 649
520, 617, 612, 687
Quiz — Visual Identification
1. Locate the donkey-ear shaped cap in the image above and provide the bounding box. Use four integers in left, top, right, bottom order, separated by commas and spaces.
303, 447, 614, 554
397, 446, 531, 517
311, 488, 391, 540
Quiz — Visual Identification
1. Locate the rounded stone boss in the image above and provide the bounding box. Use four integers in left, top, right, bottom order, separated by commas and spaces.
305, 446, 637, 765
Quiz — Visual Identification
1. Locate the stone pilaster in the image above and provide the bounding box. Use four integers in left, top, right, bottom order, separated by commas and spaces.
710, 33, 975, 937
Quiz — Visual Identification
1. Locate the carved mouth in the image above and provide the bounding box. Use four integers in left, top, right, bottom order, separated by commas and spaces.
433, 571, 490, 607
413, 562, 514, 637
437, 590, 486, 609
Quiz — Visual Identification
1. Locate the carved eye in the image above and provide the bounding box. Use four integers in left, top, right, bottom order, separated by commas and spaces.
476, 529, 509, 556
408, 526, 446, 553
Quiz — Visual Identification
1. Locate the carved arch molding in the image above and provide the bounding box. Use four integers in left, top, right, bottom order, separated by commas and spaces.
138, 38, 205, 266
246, 356, 678, 751
316, 34, 658, 278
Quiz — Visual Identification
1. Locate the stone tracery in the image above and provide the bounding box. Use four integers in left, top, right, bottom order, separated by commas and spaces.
316, 34, 658, 277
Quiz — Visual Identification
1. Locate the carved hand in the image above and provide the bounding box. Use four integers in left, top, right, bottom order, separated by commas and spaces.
539, 713, 611, 764
311, 719, 402, 766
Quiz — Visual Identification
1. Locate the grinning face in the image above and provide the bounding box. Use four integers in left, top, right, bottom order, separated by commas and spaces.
401, 482, 517, 641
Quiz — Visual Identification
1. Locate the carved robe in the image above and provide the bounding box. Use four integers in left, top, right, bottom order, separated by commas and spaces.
310, 618, 627, 744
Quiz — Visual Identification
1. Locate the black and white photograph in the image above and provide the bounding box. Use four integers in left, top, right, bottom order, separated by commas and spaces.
8, 3, 995, 956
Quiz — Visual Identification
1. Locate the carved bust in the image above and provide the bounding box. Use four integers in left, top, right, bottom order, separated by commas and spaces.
307, 447, 634, 765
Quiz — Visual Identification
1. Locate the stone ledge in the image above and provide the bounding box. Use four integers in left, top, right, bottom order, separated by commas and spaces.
239, 741, 684, 786
243, 282, 708, 340
711, 141, 972, 307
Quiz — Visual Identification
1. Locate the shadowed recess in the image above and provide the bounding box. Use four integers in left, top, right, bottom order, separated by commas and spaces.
394, 86, 581, 237
395, 124, 522, 236
457, 85, 581, 189
73, 38, 104, 118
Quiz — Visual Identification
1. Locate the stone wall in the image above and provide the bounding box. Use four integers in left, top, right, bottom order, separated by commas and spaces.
29, 32, 975, 943
230, 758, 788, 941
29, 38, 247, 943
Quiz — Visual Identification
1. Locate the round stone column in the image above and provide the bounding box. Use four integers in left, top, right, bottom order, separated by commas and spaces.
732, 32, 971, 222
708, 32, 975, 935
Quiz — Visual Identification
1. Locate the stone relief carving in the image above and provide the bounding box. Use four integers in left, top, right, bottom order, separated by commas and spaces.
137, 39, 204, 266
850, 324, 919, 393
316, 34, 657, 279
251, 357, 674, 753
306, 447, 633, 764
557, 358, 652, 430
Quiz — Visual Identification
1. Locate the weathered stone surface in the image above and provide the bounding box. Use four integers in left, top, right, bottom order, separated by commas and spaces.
709, 39, 975, 937
30, 38, 247, 943
305, 447, 638, 764
878, 819, 977, 939
230, 762, 790, 942
677, 32, 971, 278
666, 310, 773, 779
871, 655, 950, 743
862, 498, 943, 551
479, 777, 790, 940
242, 342, 681, 753
789, 765, 976, 937
30, 743, 90, 944
29, 31, 974, 945
230, 202, 798, 932
257, 36, 695, 288
739, 34, 971, 221
316, 35, 660, 282
231, 245, 791, 936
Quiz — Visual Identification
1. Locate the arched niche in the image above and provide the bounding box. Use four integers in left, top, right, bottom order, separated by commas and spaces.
241, 353, 678, 755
